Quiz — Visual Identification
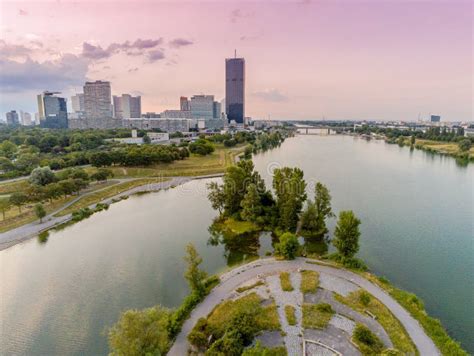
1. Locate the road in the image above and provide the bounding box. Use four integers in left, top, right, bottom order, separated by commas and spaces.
168, 258, 439, 356
0, 174, 222, 251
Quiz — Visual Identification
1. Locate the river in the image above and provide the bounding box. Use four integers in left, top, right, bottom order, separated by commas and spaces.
0, 135, 472, 354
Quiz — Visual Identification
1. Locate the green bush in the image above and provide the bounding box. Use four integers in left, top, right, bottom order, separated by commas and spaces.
353, 324, 384, 354
359, 291, 372, 306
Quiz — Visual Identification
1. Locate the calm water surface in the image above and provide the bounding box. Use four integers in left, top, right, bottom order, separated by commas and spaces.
1, 135, 472, 354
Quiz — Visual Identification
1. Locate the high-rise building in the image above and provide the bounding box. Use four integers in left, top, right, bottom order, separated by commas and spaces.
180, 96, 190, 111
113, 94, 141, 119
20, 111, 32, 126
225, 56, 245, 124
5, 111, 19, 126
190, 95, 215, 119
430, 115, 441, 123
84, 81, 112, 119
213, 101, 221, 119
37, 91, 68, 128
71, 93, 85, 113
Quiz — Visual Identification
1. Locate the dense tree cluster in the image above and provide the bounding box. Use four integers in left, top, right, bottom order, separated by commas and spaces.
89, 145, 189, 167
355, 125, 470, 144
188, 139, 215, 156
0, 127, 131, 178
208, 161, 364, 264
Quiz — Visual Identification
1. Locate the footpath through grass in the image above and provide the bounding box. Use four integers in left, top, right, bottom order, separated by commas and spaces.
335, 290, 417, 355
55, 178, 167, 217
0, 180, 117, 233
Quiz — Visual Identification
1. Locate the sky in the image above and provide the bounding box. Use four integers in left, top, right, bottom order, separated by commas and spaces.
0, 0, 472, 122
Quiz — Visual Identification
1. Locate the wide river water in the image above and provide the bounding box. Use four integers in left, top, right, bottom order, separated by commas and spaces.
1, 135, 473, 355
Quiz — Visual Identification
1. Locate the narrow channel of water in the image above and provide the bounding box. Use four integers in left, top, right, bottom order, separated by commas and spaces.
0, 135, 472, 354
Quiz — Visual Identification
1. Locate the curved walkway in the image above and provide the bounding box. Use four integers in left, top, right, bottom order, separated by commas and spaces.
0, 174, 222, 251
168, 258, 439, 356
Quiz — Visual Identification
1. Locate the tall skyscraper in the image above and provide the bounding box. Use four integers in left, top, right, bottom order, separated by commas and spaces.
190, 95, 215, 119
37, 91, 68, 128
71, 93, 85, 113
113, 94, 141, 119
225, 56, 245, 124
84, 81, 112, 119
5, 110, 19, 126
180, 96, 190, 111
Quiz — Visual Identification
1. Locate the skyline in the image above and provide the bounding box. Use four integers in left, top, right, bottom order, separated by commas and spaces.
0, 0, 472, 121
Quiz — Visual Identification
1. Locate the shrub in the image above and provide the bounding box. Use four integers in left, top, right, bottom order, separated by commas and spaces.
353, 324, 384, 354
359, 291, 372, 306
275, 232, 299, 260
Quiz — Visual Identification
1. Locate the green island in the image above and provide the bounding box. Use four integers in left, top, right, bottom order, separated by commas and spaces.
105, 154, 467, 356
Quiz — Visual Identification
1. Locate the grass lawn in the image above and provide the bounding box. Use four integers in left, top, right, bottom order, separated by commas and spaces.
0, 179, 29, 195
0, 180, 118, 233
300, 270, 319, 293
280, 272, 293, 291
302, 303, 334, 329
85, 145, 246, 178
236, 280, 265, 293
335, 290, 417, 355
55, 178, 167, 216
216, 217, 260, 235
206, 292, 280, 333
411, 139, 474, 160
285, 305, 297, 326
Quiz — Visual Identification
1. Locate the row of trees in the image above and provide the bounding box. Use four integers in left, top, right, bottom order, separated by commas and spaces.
0, 166, 113, 220
89, 145, 189, 167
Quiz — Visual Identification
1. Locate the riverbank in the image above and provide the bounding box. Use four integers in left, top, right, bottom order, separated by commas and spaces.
0, 173, 223, 251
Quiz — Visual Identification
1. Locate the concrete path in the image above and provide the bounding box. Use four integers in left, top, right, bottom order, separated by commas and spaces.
168, 258, 439, 356
0, 174, 222, 251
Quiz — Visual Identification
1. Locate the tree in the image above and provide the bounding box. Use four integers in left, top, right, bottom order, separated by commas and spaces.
333, 210, 361, 259
458, 139, 472, 152
0, 198, 11, 220
410, 135, 416, 146
34, 203, 46, 223
29, 166, 56, 186
9, 192, 28, 213
273, 167, 307, 231
90, 168, 114, 182
108, 305, 171, 356
184, 243, 207, 296
300, 200, 319, 235
275, 232, 299, 260
207, 181, 225, 215
240, 183, 262, 223
142, 134, 151, 144
313, 182, 334, 238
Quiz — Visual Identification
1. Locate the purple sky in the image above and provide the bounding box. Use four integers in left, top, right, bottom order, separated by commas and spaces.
0, 0, 472, 121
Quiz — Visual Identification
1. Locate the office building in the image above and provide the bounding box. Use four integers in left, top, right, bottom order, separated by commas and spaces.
160, 109, 193, 119
71, 93, 85, 112
84, 80, 112, 119
431, 115, 441, 123
213, 101, 221, 119
225, 56, 245, 124
190, 95, 214, 119
180, 96, 190, 111
37, 91, 68, 128
20, 111, 32, 126
113, 94, 141, 119
5, 111, 19, 126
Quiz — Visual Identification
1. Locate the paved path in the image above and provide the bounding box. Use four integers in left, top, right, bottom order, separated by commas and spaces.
0, 174, 222, 251
168, 258, 439, 356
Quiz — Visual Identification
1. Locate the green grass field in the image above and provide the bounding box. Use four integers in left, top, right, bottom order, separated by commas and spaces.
55, 178, 167, 217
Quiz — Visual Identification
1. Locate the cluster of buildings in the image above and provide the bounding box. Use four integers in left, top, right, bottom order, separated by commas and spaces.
4, 55, 247, 133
